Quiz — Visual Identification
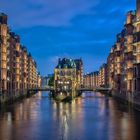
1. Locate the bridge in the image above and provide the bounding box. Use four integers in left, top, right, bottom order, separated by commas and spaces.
28, 86, 54, 92
28, 86, 111, 93
77, 87, 111, 92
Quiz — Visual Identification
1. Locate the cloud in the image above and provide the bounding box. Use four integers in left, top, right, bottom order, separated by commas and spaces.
0, 0, 100, 28
0, 0, 136, 75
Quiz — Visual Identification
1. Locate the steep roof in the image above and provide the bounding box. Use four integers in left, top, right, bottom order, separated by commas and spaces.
56, 58, 76, 69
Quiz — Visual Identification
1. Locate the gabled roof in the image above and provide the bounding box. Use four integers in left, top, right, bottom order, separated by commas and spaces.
56, 58, 76, 69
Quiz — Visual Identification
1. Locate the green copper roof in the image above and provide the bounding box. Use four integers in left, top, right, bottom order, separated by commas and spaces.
56, 58, 76, 69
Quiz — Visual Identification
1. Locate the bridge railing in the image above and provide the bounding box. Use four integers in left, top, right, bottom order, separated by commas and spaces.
28, 86, 54, 91
77, 87, 111, 91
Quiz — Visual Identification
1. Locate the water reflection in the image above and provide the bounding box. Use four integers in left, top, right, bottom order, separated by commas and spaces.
0, 91, 140, 140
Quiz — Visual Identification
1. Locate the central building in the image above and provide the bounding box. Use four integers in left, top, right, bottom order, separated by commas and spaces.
54, 58, 80, 101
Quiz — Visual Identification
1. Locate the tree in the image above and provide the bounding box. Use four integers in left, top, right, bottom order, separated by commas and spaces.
48, 75, 54, 87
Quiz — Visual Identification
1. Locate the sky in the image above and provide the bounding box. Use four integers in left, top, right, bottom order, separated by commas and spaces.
0, 0, 136, 76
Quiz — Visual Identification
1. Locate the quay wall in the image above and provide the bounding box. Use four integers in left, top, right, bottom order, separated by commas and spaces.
0, 90, 36, 107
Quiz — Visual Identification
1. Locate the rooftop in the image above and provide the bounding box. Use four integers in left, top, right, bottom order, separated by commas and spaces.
56, 58, 76, 69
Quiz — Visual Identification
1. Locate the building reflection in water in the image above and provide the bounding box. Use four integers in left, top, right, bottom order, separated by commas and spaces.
52, 98, 85, 140
0, 91, 140, 140
107, 99, 139, 140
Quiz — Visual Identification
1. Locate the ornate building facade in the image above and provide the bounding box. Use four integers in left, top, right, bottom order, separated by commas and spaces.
54, 58, 77, 100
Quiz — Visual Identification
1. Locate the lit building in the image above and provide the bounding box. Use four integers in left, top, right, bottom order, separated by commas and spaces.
124, 11, 135, 100
93, 71, 99, 87
98, 64, 108, 87
106, 8, 138, 102
107, 10, 135, 101
0, 13, 41, 103
83, 64, 107, 88
83, 71, 100, 88
7, 32, 21, 96
83, 73, 91, 88
133, 0, 140, 98
0, 13, 8, 99
54, 58, 77, 100
14, 34, 21, 95
107, 48, 115, 89
27, 53, 38, 89
21, 46, 28, 92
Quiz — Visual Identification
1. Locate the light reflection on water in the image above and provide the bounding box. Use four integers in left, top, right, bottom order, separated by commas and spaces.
0, 91, 140, 140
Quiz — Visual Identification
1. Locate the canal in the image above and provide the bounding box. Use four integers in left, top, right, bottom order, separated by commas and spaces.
0, 92, 140, 140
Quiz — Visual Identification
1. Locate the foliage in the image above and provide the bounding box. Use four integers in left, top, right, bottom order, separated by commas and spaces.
48, 75, 54, 87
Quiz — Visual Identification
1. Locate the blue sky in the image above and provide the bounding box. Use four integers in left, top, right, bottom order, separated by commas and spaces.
0, 0, 135, 76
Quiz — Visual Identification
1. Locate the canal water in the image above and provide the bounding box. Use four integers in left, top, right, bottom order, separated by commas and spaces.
0, 92, 140, 140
